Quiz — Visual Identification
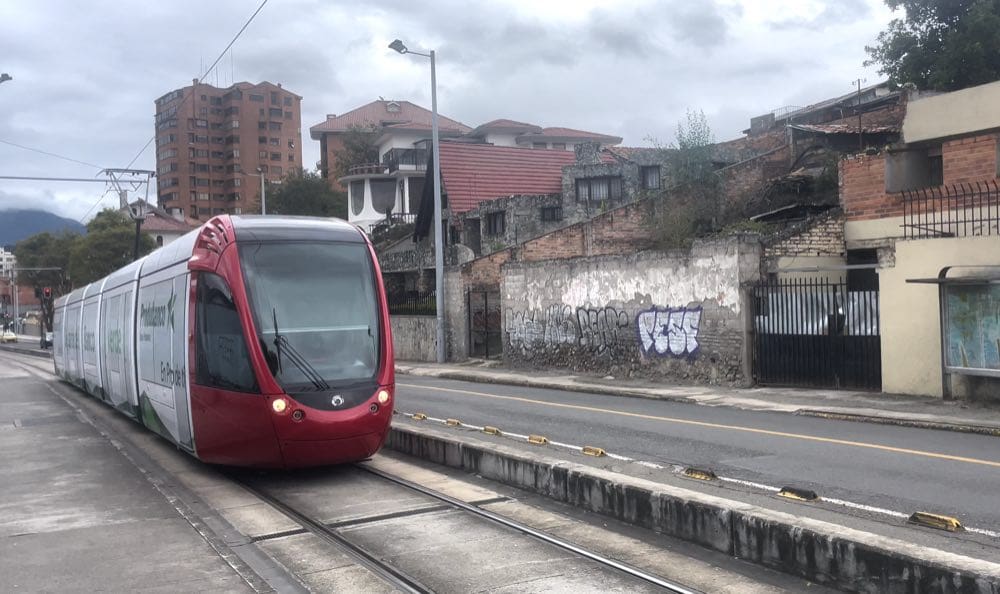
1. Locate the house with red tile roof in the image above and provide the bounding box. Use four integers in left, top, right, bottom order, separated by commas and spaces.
119, 200, 199, 247
309, 98, 625, 230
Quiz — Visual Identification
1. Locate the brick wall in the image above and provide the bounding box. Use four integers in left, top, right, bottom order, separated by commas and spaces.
766, 212, 845, 258
841, 133, 999, 222
942, 134, 998, 184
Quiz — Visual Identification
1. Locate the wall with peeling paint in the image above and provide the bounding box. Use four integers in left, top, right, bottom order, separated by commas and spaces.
500, 237, 762, 384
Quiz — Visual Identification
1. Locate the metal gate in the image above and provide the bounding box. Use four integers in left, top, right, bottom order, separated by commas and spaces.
751, 278, 881, 390
468, 290, 502, 359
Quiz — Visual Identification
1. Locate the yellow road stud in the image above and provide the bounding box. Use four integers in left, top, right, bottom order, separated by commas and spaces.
682, 467, 718, 481
483, 426, 502, 435
411, 413, 427, 420
777, 487, 819, 501
445, 418, 461, 426
908, 512, 964, 532
527, 434, 549, 445
581, 446, 606, 457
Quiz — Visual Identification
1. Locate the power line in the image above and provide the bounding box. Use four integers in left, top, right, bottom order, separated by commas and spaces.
121, 0, 270, 171
0, 175, 107, 182
0, 139, 103, 169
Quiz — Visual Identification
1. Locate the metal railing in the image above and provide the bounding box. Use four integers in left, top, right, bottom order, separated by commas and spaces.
388, 291, 436, 316
901, 180, 1000, 239
368, 213, 418, 242
383, 148, 428, 173
348, 163, 387, 176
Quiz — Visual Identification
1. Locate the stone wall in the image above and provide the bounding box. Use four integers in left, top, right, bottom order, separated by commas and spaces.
500, 237, 762, 384
390, 315, 437, 361
459, 193, 565, 256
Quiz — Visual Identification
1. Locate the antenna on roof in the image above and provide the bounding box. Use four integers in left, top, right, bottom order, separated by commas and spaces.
379, 96, 385, 101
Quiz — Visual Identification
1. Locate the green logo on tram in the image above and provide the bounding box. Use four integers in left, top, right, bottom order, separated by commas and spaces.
139, 290, 176, 330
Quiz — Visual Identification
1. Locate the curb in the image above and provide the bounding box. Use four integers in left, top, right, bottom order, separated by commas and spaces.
386, 423, 1000, 593
397, 367, 1000, 438
0, 344, 53, 359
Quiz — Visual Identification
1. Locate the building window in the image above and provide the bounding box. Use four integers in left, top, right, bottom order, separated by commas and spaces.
576, 176, 623, 203
370, 179, 396, 214
269, 137, 280, 146
269, 108, 282, 118
258, 136, 267, 144
540, 206, 563, 222
258, 121, 267, 130
350, 180, 365, 216
288, 153, 294, 162
269, 121, 281, 131
640, 166, 661, 190
284, 111, 293, 119
271, 91, 279, 105
532, 142, 547, 149
270, 152, 281, 161
283, 96, 292, 106
249, 94, 264, 102
486, 211, 506, 235
552, 143, 566, 150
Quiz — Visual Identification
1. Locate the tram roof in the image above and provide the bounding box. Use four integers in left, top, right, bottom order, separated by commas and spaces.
230, 216, 364, 244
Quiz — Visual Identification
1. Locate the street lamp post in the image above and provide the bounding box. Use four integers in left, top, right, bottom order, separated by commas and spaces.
258, 167, 267, 215
390, 39, 445, 363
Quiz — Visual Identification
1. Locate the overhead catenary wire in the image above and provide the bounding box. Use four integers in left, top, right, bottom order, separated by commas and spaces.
0, 139, 103, 170
74, 0, 270, 223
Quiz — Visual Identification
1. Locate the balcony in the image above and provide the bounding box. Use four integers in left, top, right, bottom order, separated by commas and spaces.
901, 180, 1000, 239
383, 148, 428, 173
348, 163, 388, 176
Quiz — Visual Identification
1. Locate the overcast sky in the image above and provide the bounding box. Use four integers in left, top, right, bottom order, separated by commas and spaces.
0, 0, 894, 222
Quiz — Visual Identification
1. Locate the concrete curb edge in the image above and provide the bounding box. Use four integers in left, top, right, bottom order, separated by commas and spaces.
387, 423, 1000, 593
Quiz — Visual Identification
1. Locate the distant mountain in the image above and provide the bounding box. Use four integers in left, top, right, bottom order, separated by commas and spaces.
0, 209, 86, 248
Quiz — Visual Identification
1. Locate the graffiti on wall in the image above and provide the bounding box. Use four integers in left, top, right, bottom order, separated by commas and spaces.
636, 307, 702, 358
505, 305, 629, 355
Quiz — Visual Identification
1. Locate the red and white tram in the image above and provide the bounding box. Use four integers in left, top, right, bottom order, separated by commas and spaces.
52, 215, 394, 468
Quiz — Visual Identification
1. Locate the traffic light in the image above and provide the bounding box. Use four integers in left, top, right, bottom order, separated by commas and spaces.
42, 287, 52, 300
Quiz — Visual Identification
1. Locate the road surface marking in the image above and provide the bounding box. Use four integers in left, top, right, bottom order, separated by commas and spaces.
397, 382, 1000, 469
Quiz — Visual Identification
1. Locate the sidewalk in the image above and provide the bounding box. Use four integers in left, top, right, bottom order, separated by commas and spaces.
396, 360, 1000, 437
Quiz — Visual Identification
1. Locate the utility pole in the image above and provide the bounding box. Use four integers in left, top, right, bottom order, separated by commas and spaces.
101, 168, 154, 261
852, 78, 866, 152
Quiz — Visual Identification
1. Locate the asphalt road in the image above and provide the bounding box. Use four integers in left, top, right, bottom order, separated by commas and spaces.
396, 375, 1000, 533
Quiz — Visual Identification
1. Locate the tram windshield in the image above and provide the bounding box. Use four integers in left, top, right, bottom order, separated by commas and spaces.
239, 241, 379, 390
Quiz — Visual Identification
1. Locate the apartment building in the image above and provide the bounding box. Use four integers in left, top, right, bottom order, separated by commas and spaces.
154, 79, 302, 219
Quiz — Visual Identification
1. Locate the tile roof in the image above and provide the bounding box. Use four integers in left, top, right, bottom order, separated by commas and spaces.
438, 142, 577, 214
788, 123, 900, 135
604, 146, 669, 161
523, 127, 623, 143
470, 119, 542, 135
309, 100, 471, 139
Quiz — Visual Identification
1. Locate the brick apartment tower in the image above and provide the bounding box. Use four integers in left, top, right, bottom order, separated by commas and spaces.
154, 79, 302, 219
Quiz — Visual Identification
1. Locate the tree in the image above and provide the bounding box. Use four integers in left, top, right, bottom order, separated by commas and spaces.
331, 124, 379, 180
865, 0, 1000, 91
649, 110, 722, 249
14, 230, 78, 334
267, 168, 348, 218
68, 209, 155, 287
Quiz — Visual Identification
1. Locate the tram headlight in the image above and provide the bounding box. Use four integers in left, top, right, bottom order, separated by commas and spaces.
377, 389, 390, 404
272, 398, 288, 414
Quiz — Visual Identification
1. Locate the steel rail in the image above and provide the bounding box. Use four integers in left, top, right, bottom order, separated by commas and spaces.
357, 464, 703, 594
232, 477, 431, 594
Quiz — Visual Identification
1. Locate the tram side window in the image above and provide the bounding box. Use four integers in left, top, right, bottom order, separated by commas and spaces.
196, 273, 258, 392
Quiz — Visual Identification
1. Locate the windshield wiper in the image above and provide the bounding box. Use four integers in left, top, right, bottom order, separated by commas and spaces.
271, 308, 329, 391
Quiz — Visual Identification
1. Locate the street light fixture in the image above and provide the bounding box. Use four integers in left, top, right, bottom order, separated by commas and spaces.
0, 73, 11, 84
390, 38, 445, 364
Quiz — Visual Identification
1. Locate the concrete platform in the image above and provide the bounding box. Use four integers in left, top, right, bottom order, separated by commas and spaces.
0, 355, 262, 592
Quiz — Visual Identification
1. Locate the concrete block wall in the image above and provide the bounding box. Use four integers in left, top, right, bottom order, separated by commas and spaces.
390, 315, 436, 361
500, 237, 761, 384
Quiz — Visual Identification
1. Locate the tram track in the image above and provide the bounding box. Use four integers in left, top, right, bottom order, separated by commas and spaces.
232, 463, 702, 593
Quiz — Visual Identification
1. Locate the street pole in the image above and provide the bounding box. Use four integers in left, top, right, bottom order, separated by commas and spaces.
133, 218, 143, 261
389, 39, 446, 362
430, 50, 445, 363
259, 169, 266, 215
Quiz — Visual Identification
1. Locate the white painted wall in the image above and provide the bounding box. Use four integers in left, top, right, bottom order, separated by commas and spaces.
903, 80, 1000, 143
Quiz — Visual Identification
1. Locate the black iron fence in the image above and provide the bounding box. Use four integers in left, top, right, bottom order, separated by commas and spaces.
751, 277, 881, 390
901, 180, 1000, 239
368, 213, 418, 243
388, 291, 436, 316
